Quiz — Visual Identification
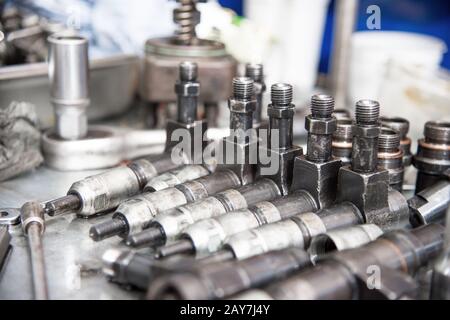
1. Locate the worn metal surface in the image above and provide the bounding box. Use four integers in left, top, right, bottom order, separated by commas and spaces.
0, 167, 141, 299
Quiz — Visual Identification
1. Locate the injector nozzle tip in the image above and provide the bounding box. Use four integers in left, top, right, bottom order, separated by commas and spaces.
233, 77, 254, 100
179, 61, 198, 82
271, 83, 293, 106
245, 63, 264, 82
355, 99, 380, 125
89, 219, 127, 242
311, 94, 335, 118
154, 239, 194, 259
125, 227, 165, 248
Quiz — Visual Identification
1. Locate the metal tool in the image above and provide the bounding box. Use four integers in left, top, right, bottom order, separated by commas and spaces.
0, 226, 12, 279
258, 84, 302, 195
155, 189, 318, 258
147, 248, 311, 300
89, 169, 242, 241
381, 117, 413, 167
377, 127, 404, 191
291, 94, 341, 209
430, 206, 450, 299
20, 202, 48, 300
126, 178, 281, 248
235, 224, 444, 300
413, 121, 450, 193
408, 180, 450, 227
332, 118, 353, 166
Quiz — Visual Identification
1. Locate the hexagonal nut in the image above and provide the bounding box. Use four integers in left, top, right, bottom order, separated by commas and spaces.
229, 99, 256, 113
55, 106, 87, 140
353, 124, 380, 138
291, 156, 342, 208
337, 166, 390, 225
258, 145, 303, 196
175, 82, 200, 97
305, 116, 337, 135
267, 105, 295, 119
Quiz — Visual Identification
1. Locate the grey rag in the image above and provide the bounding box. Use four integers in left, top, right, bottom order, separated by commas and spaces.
0, 101, 43, 181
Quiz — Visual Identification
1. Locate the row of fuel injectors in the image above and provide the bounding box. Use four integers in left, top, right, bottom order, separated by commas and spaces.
20, 61, 450, 300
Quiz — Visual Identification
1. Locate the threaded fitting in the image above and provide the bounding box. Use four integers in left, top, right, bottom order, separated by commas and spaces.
424, 121, 450, 144
245, 63, 264, 82
355, 100, 380, 125
89, 219, 127, 241
271, 83, 293, 106
311, 94, 334, 118
179, 61, 198, 81
380, 117, 409, 139
233, 77, 254, 100
379, 127, 401, 152
334, 118, 354, 141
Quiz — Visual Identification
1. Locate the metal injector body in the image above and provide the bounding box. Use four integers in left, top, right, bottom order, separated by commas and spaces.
89, 169, 242, 241
245, 63, 266, 128
408, 180, 450, 227
20, 202, 48, 300
430, 206, 450, 299
377, 127, 404, 191
165, 61, 207, 163
257, 84, 303, 196
381, 117, 413, 167
155, 189, 318, 258
413, 121, 450, 193
291, 95, 341, 208
332, 118, 353, 166
146, 248, 312, 300
216, 77, 258, 186
337, 100, 402, 230
126, 178, 281, 248
235, 224, 444, 300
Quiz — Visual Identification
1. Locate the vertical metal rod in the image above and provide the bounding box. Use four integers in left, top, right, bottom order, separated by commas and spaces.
28, 224, 49, 300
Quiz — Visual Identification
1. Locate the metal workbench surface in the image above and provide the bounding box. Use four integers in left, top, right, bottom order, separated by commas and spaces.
0, 166, 142, 300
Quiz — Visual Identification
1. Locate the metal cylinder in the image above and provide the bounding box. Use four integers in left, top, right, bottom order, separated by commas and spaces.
378, 127, 404, 191
268, 84, 295, 150
414, 121, 450, 193
306, 94, 336, 162
245, 63, 265, 126
48, 34, 89, 140
351, 100, 381, 173
176, 61, 199, 124
381, 116, 412, 166
172, 0, 201, 45
430, 206, 450, 299
229, 77, 256, 144
332, 118, 353, 165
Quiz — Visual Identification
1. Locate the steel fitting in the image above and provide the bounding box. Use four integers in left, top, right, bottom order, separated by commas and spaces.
381, 117, 412, 166
245, 63, 266, 126
332, 118, 353, 165
378, 127, 404, 191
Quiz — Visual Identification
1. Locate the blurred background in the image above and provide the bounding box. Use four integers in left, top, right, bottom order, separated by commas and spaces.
0, 0, 449, 142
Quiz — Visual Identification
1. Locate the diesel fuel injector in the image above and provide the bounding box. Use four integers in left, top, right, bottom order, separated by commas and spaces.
44, 62, 208, 218
234, 224, 444, 300
146, 248, 312, 300
377, 127, 404, 191
413, 121, 450, 193
381, 117, 412, 167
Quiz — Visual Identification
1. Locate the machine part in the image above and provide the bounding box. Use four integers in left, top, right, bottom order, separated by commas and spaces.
48, 34, 89, 141
142, 0, 237, 117
89, 170, 241, 241
144, 165, 210, 192
430, 206, 450, 299
309, 224, 383, 258
337, 100, 395, 229
20, 202, 48, 300
381, 117, 412, 167
333, 109, 351, 120
332, 118, 353, 165
245, 63, 266, 127
0, 226, 12, 277
291, 95, 341, 208
165, 62, 207, 163
408, 180, 450, 227
127, 178, 281, 247
413, 121, 450, 193
156, 190, 318, 258
257, 84, 302, 195
216, 77, 258, 185
45, 151, 186, 217
0, 208, 21, 225
147, 248, 311, 300
377, 127, 404, 191
218, 203, 361, 262
238, 224, 443, 300
102, 249, 154, 290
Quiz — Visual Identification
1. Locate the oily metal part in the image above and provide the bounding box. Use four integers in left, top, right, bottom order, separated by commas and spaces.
332, 118, 353, 166
430, 206, 450, 299
380, 116, 412, 167
0, 226, 12, 277
377, 127, 404, 191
